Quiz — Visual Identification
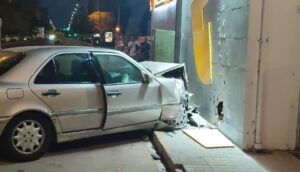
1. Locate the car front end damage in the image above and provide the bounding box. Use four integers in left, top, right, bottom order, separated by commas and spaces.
140, 61, 191, 129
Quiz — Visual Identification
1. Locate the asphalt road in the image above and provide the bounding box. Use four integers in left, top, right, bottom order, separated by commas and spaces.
0, 131, 165, 172
1, 38, 54, 49
1, 38, 93, 49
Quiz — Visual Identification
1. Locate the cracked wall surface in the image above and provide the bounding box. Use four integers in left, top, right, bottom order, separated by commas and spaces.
179, 0, 249, 147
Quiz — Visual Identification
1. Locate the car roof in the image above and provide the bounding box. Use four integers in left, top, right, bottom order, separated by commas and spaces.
5, 46, 120, 54
4, 46, 125, 64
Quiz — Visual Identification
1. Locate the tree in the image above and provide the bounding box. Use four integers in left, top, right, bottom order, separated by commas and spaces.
0, 1, 29, 35
88, 11, 116, 33
0, 0, 50, 36
72, 15, 92, 34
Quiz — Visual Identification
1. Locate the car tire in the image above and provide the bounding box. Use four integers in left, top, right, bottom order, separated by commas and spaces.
1, 114, 52, 162
166, 104, 188, 129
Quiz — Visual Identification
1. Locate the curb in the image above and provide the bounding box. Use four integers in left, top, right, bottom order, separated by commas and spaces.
152, 132, 184, 172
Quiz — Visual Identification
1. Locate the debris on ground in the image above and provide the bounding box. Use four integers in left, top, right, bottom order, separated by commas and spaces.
142, 134, 150, 142
151, 152, 161, 160
154, 94, 221, 132
154, 121, 176, 131
166, 132, 175, 137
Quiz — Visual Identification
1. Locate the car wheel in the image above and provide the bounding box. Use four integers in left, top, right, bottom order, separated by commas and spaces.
1, 114, 52, 162
167, 104, 188, 129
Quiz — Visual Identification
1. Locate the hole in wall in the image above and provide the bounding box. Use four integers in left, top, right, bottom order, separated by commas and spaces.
217, 101, 224, 122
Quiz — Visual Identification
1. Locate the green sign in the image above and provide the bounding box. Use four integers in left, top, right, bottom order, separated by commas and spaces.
153, 29, 175, 63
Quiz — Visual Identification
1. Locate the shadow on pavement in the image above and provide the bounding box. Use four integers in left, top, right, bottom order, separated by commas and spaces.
0, 130, 150, 163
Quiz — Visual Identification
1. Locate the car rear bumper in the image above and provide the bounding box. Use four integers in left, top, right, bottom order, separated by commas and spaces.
0, 116, 11, 136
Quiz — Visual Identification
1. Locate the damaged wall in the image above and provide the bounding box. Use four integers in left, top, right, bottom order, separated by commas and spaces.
178, 0, 249, 148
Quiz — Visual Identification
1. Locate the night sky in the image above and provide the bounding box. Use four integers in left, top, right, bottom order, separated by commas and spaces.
38, 0, 82, 28
38, 0, 150, 36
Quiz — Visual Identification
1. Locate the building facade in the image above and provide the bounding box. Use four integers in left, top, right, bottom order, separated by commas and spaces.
151, 0, 300, 150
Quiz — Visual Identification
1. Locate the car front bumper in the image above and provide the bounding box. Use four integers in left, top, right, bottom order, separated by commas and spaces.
0, 116, 11, 136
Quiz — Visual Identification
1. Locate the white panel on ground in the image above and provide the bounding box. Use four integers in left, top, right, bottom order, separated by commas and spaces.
183, 128, 235, 148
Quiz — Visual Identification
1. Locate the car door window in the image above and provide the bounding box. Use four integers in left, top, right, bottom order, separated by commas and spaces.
93, 54, 143, 85
35, 53, 97, 84
34, 59, 57, 84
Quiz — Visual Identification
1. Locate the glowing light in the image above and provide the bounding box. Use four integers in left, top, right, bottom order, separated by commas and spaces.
153, 0, 176, 11
115, 26, 121, 33
105, 32, 113, 43
93, 33, 100, 38
49, 34, 56, 40
154, 0, 174, 8
191, 0, 213, 85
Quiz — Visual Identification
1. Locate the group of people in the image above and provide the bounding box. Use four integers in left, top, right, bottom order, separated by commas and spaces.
124, 36, 150, 62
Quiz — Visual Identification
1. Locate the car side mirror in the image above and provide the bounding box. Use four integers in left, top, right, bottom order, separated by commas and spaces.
142, 72, 152, 83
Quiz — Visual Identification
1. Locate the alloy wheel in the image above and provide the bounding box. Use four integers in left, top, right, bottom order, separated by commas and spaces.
12, 120, 45, 155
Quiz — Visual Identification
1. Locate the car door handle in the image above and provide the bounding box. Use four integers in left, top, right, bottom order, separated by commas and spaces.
42, 90, 61, 97
107, 90, 122, 97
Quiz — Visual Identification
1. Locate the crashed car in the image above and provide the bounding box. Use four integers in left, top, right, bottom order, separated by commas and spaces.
0, 46, 189, 161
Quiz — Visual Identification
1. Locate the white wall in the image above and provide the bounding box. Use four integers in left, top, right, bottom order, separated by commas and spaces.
246, 0, 300, 150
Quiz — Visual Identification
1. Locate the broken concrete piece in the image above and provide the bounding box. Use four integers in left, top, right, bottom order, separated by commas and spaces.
189, 113, 208, 127
142, 134, 150, 142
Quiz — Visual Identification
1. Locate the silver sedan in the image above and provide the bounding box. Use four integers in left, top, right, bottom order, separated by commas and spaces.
0, 46, 189, 161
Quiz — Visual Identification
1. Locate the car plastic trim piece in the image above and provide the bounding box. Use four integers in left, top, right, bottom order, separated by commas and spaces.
107, 102, 180, 116
55, 108, 104, 117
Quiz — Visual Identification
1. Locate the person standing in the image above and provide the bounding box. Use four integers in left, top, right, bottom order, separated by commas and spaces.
140, 37, 151, 61
127, 36, 135, 56
129, 37, 141, 60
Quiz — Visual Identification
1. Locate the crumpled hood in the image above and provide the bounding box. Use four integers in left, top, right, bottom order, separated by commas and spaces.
140, 61, 184, 75
140, 61, 188, 88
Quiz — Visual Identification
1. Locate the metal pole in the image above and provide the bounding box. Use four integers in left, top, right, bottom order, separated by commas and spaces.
174, 0, 182, 63
117, 3, 120, 26
0, 18, 2, 49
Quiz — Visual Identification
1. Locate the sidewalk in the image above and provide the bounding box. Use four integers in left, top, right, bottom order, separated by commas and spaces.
153, 128, 267, 172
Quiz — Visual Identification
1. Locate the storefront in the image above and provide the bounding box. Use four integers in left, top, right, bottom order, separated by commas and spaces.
151, 0, 300, 151
150, 0, 179, 62
151, 0, 249, 149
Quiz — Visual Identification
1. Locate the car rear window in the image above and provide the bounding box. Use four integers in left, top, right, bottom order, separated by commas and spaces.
0, 51, 25, 76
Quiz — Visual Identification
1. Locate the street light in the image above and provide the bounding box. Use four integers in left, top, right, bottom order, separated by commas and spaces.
115, 26, 121, 33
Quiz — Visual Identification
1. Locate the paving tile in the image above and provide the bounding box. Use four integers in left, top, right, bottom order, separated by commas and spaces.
154, 131, 267, 172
